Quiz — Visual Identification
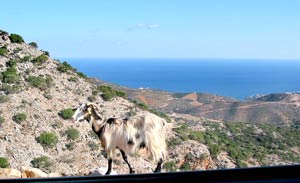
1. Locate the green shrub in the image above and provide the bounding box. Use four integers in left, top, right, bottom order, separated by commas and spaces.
65, 128, 80, 140
31, 156, 52, 170
131, 100, 170, 121
132, 100, 149, 110
42, 50, 50, 56
9, 33, 24, 43
89, 142, 99, 151
1, 66, 18, 83
13, 113, 27, 123
174, 123, 190, 141
0, 46, 8, 56
236, 160, 247, 168
179, 161, 191, 171
0, 94, 9, 103
98, 85, 126, 101
1, 84, 20, 94
37, 132, 58, 147
188, 131, 205, 143
76, 71, 87, 79
0, 116, 4, 125
59, 108, 74, 120
0, 30, 8, 35
168, 138, 182, 147
208, 143, 221, 159
0, 157, 10, 168
163, 161, 177, 172
57, 61, 75, 73
29, 42, 38, 48
27, 75, 52, 90
20, 56, 31, 62
31, 54, 48, 65
6, 60, 17, 67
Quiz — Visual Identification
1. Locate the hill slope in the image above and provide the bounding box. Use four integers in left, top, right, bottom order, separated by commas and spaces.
123, 87, 300, 124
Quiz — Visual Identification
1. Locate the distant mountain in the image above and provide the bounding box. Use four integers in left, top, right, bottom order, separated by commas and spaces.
122, 87, 300, 124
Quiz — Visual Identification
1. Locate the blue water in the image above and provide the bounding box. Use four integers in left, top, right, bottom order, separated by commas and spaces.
65, 58, 300, 100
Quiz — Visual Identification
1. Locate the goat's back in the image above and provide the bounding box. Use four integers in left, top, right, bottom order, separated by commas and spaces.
127, 112, 167, 161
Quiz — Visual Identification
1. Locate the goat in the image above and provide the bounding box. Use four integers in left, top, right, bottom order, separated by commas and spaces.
72, 103, 168, 175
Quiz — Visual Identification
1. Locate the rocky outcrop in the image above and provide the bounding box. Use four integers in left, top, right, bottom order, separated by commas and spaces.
215, 152, 236, 169
169, 140, 217, 171
0, 167, 60, 178
0, 168, 22, 178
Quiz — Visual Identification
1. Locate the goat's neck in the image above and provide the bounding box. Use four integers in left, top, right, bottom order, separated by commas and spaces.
87, 114, 105, 133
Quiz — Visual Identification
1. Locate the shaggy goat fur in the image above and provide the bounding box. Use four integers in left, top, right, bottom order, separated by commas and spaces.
72, 103, 168, 174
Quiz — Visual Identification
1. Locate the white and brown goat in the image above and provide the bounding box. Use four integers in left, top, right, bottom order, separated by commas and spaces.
72, 103, 168, 175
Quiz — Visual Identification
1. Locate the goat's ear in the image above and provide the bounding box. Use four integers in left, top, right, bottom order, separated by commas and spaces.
87, 103, 98, 110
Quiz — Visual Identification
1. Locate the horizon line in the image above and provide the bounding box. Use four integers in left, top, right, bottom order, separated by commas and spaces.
55, 57, 300, 61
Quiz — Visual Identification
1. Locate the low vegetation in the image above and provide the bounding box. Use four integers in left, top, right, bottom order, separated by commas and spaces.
0, 46, 8, 56
0, 116, 5, 125
27, 75, 53, 90
57, 61, 75, 73
58, 108, 74, 120
0, 157, 10, 168
88, 142, 99, 151
1, 65, 19, 83
1, 84, 20, 94
29, 42, 38, 48
93, 85, 126, 101
37, 132, 58, 148
131, 99, 171, 122
65, 128, 80, 140
31, 54, 48, 65
13, 113, 27, 124
163, 161, 177, 172
76, 71, 87, 79
9, 33, 24, 43
172, 120, 300, 167
0, 94, 9, 103
31, 156, 52, 171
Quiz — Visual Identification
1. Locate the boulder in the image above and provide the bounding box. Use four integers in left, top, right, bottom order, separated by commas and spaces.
0, 168, 22, 178
21, 166, 48, 178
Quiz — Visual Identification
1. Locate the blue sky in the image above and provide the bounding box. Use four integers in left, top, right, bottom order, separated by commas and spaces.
1, 0, 300, 59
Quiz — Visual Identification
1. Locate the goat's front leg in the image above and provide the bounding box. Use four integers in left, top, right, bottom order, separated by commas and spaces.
120, 149, 135, 174
105, 158, 113, 175
105, 150, 113, 175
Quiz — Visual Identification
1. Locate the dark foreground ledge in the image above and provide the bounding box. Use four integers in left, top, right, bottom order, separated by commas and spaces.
1, 164, 300, 183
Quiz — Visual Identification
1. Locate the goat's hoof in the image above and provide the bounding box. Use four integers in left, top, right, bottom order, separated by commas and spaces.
130, 170, 135, 174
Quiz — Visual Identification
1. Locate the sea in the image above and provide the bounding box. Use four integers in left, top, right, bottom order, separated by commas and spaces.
65, 58, 300, 100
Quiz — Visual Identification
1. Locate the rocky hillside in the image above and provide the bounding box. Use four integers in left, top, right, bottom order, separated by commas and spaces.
0, 30, 299, 178
0, 30, 162, 176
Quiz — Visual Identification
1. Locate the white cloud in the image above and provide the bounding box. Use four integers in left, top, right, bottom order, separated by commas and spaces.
128, 23, 160, 31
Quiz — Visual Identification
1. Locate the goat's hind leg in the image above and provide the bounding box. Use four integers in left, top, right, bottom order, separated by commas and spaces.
120, 149, 135, 174
154, 158, 163, 173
